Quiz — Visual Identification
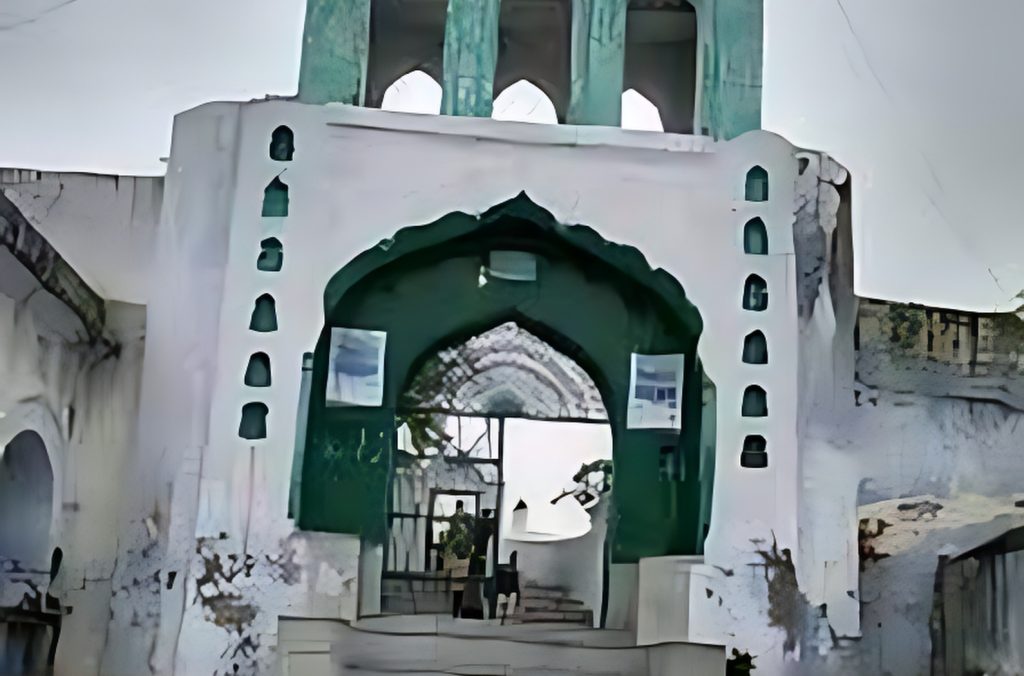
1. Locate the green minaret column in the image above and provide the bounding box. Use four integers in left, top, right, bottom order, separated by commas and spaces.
441, 0, 501, 117
697, 0, 763, 139
567, 0, 628, 126
297, 0, 372, 105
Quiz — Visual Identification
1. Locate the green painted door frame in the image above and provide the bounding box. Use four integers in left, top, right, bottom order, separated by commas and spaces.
298, 193, 714, 563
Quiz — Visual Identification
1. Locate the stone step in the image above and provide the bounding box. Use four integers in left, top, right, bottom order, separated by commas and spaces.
517, 586, 571, 600
509, 609, 594, 624
520, 597, 585, 611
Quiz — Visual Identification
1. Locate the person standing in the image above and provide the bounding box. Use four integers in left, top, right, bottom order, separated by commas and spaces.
441, 500, 474, 617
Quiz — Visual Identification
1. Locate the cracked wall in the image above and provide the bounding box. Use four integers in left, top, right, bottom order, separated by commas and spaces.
0, 284, 145, 674
786, 138, 1024, 675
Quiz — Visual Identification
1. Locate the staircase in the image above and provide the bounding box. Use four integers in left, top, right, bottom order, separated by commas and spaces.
505, 585, 594, 626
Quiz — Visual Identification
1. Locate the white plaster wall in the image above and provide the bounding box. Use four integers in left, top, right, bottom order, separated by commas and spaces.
101, 102, 243, 676
1, 170, 162, 304
0, 95, 1014, 676
0, 286, 146, 675
156, 99, 805, 673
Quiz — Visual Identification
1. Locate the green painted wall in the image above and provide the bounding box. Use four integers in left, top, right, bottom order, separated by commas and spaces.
567, 0, 628, 126
696, 0, 763, 139
297, 0, 372, 105
294, 0, 762, 137
441, 0, 501, 117
298, 195, 714, 562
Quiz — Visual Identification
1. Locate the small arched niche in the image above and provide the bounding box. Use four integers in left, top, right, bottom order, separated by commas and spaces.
269, 126, 294, 161
492, 80, 558, 125
262, 177, 289, 218
741, 385, 767, 417
742, 275, 768, 311
0, 430, 53, 567
621, 89, 664, 132
745, 166, 769, 202
239, 402, 269, 440
244, 352, 272, 387
249, 294, 278, 332
743, 218, 768, 255
740, 435, 768, 468
742, 331, 768, 365
257, 237, 283, 272
381, 70, 442, 115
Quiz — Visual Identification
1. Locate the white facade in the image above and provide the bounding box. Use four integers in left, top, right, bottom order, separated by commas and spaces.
133, 100, 806, 674
4, 96, 1023, 676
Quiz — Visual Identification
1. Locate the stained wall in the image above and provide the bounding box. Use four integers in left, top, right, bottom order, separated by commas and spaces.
127, 99, 803, 674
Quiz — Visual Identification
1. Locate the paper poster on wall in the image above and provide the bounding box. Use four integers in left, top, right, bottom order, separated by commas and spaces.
626, 353, 685, 430
326, 328, 387, 407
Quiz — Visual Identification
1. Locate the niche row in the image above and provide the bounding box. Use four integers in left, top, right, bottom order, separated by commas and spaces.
239, 126, 294, 440
741, 165, 769, 468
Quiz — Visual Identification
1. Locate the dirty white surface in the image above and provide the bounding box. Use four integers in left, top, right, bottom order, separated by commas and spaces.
115, 101, 801, 674
0, 289, 145, 676
1, 171, 162, 304
2, 97, 1023, 675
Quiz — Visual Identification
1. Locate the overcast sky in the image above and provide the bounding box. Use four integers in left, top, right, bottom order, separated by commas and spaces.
1, 0, 1022, 311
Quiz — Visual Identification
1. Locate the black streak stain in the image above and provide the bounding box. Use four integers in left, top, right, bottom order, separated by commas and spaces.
896, 500, 943, 520
859, 518, 892, 569
749, 534, 813, 656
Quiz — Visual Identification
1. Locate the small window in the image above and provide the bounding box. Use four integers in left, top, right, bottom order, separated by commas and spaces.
262, 177, 289, 217
743, 275, 768, 311
743, 218, 768, 255
269, 126, 294, 161
257, 237, 283, 272
742, 331, 768, 364
249, 294, 278, 332
487, 251, 537, 281
745, 166, 769, 202
239, 402, 269, 440
740, 435, 767, 468
741, 385, 767, 417
244, 352, 272, 387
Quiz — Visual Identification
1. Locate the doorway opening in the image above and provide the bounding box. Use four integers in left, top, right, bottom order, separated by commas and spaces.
383, 322, 612, 623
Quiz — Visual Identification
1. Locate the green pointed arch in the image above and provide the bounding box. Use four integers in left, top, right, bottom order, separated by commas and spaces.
300, 192, 713, 562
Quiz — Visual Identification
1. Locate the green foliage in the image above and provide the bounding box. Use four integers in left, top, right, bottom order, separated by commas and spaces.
990, 312, 1024, 353
887, 304, 926, 350
440, 511, 474, 559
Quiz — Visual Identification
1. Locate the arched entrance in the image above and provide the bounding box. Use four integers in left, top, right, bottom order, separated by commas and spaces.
297, 193, 714, 617
387, 321, 614, 619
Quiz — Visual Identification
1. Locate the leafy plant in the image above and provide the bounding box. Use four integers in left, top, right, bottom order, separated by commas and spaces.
440, 511, 474, 559
887, 304, 926, 351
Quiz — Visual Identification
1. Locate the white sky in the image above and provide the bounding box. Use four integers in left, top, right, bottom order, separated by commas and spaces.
1, 0, 1022, 310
